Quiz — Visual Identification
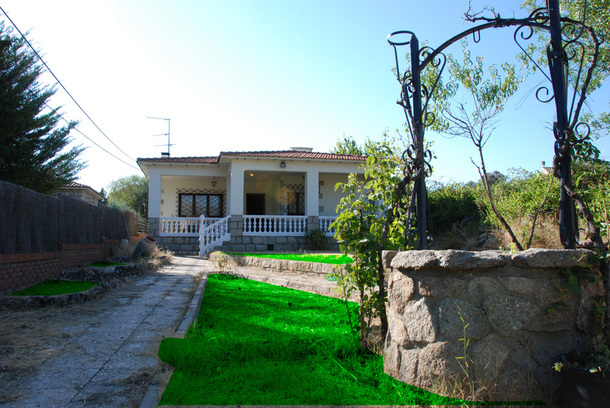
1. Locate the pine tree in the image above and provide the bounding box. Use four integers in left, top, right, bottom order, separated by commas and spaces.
0, 22, 85, 194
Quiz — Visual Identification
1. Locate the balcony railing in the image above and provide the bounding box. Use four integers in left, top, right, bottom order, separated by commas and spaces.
159, 215, 338, 237
243, 215, 308, 236
319, 216, 337, 236
159, 217, 222, 236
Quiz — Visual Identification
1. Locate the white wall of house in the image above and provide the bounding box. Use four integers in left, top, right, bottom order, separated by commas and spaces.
159, 175, 227, 217
145, 157, 364, 219
319, 173, 351, 216
146, 164, 228, 218
226, 158, 363, 217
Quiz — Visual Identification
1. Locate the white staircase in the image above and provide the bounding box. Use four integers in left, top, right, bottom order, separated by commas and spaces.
199, 216, 231, 256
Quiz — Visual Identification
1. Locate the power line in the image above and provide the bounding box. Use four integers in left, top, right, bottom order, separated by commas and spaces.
0, 6, 137, 164
45, 103, 140, 171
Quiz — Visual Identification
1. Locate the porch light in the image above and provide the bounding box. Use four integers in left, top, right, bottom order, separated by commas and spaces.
211, 178, 217, 188
280, 161, 286, 168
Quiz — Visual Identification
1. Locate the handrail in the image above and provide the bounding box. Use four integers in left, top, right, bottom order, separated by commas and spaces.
199, 215, 231, 256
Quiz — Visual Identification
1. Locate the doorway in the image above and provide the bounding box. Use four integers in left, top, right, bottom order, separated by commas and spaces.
245, 193, 265, 215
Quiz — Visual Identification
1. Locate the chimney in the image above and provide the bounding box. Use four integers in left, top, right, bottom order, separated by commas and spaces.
290, 147, 313, 152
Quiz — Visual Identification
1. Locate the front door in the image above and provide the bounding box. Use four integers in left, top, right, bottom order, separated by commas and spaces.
245, 193, 265, 215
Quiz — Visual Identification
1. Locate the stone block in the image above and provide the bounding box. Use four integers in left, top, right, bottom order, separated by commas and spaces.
388, 275, 415, 315
483, 294, 537, 337
415, 341, 462, 388
391, 250, 440, 271
511, 248, 595, 269
467, 276, 503, 305
439, 298, 490, 340
471, 333, 512, 382
402, 298, 438, 344
439, 250, 508, 270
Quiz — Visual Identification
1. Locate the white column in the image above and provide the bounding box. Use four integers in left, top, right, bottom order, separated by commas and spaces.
148, 169, 162, 218
229, 163, 245, 216
305, 170, 319, 217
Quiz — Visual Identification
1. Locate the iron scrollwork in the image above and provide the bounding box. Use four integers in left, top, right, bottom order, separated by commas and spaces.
388, 0, 599, 249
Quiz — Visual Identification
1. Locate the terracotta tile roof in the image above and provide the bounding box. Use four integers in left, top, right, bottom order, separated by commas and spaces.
219, 150, 367, 161
137, 151, 366, 163
136, 156, 220, 164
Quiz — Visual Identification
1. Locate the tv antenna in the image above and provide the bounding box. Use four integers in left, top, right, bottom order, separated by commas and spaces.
147, 116, 173, 156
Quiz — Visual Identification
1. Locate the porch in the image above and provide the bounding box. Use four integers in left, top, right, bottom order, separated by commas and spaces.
152, 215, 338, 255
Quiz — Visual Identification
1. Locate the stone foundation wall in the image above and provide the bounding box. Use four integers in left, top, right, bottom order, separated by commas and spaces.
382, 249, 602, 400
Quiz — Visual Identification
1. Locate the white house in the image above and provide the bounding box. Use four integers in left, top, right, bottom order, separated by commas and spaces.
137, 148, 366, 255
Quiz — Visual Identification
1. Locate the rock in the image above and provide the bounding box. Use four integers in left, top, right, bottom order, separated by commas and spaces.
402, 298, 438, 344
511, 248, 595, 269
439, 298, 490, 340
388, 275, 415, 314
483, 295, 538, 336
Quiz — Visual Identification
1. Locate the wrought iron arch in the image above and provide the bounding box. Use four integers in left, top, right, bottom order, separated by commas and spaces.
388, 0, 600, 249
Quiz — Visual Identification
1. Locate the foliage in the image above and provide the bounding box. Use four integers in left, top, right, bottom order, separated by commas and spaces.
107, 175, 148, 218
427, 40, 528, 249
332, 134, 411, 339
0, 23, 85, 193
158, 274, 466, 405
479, 169, 561, 247
332, 136, 365, 156
428, 181, 481, 234
573, 158, 610, 244
305, 227, 327, 250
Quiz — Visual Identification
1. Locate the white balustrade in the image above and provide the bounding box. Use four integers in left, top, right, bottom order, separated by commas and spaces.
319, 216, 337, 236
159, 217, 221, 236
243, 215, 307, 236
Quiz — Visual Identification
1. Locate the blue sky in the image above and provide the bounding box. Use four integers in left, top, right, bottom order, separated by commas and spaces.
1, 0, 608, 191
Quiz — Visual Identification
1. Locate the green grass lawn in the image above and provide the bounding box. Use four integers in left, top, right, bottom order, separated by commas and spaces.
88, 261, 127, 267
223, 252, 353, 264
11, 280, 99, 296
157, 274, 469, 405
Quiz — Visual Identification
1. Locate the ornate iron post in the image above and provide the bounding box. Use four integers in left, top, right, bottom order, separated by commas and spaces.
547, 0, 577, 248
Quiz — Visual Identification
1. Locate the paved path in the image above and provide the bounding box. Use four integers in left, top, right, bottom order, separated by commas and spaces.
0, 256, 211, 408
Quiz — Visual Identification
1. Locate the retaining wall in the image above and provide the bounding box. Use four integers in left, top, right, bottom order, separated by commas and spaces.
382, 248, 603, 400
0, 241, 120, 296
211, 252, 345, 277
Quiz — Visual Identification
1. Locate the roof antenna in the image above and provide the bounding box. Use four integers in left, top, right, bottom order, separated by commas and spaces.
147, 116, 173, 156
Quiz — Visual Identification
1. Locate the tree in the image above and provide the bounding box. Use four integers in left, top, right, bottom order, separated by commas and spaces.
0, 23, 85, 193
107, 175, 148, 218
332, 136, 365, 156
429, 40, 529, 249
332, 134, 411, 343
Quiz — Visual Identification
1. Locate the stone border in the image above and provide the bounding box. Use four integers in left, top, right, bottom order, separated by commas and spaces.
211, 252, 347, 277
0, 260, 168, 310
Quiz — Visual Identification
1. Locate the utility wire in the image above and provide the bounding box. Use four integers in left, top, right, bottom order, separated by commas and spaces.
0, 6, 137, 164
45, 102, 140, 171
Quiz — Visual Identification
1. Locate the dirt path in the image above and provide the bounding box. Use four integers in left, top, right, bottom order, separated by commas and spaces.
0, 256, 211, 408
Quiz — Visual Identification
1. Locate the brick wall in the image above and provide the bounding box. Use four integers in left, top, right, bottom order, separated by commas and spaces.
0, 240, 120, 296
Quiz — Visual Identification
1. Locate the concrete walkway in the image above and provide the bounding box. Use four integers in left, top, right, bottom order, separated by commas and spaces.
0, 256, 212, 408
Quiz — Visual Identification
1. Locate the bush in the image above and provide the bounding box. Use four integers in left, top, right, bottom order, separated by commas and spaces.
306, 228, 327, 250
429, 181, 482, 234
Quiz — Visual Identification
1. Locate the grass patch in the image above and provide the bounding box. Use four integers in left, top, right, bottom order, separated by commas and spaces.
88, 261, 127, 267
157, 274, 468, 405
224, 252, 353, 264
12, 280, 99, 296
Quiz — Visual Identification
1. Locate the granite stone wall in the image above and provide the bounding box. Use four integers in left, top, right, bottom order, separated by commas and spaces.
382, 249, 603, 399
